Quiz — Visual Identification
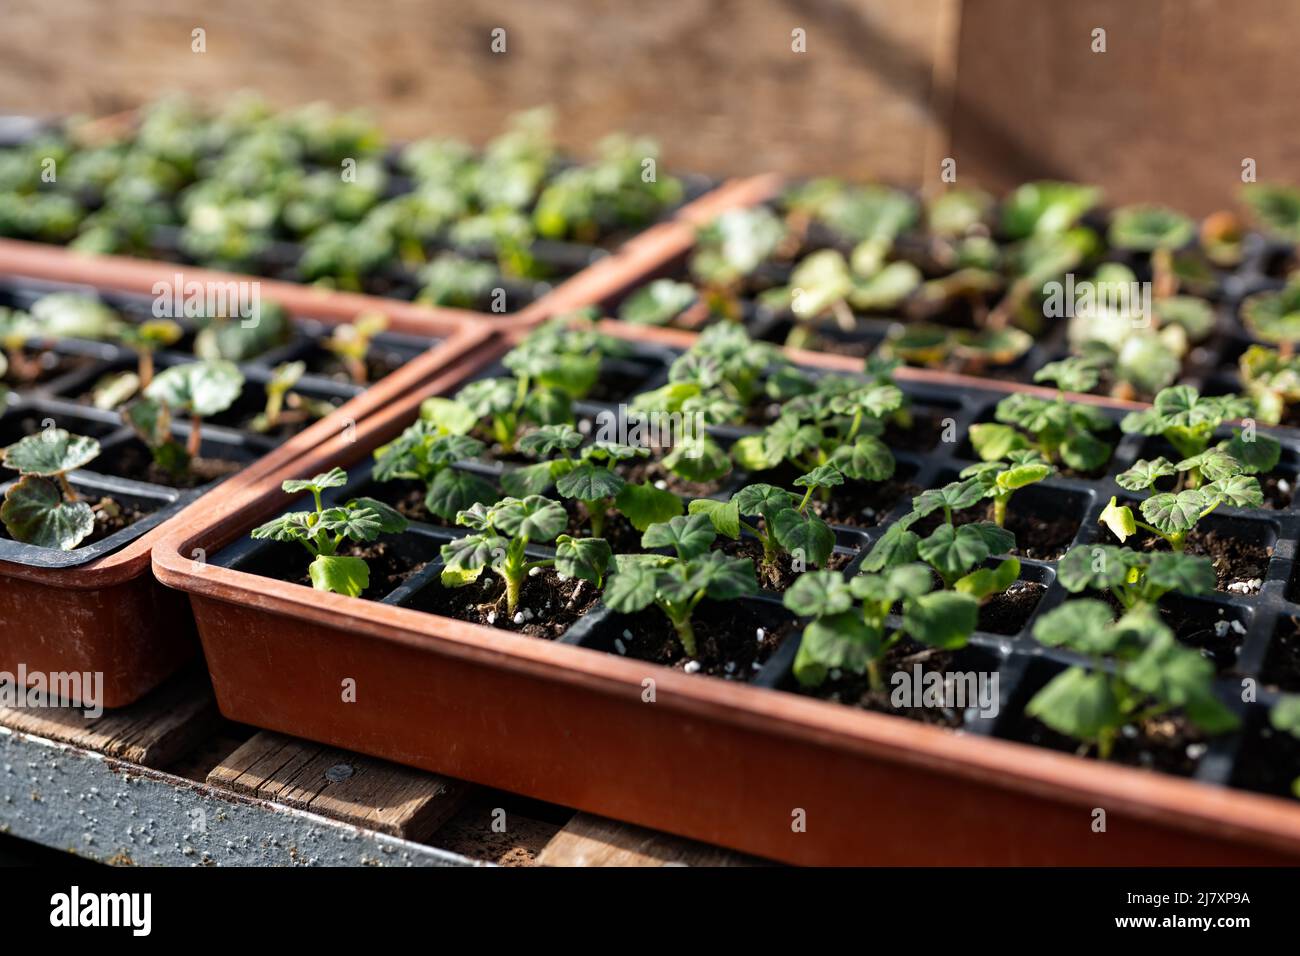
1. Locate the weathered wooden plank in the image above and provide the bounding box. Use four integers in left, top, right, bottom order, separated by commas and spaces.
0, 669, 218, 768
206, 732, 470, 841
537, 812, 761, 867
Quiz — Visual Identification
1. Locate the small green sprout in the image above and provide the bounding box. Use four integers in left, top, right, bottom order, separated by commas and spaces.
959, 450, 1055, 528
1120, 385, 1253, 462
439, 495, 597, 617
251, 468, 408, 597
324, 312, 389, 385
505, 424, 682, 537
1026, 600, 1238, 760
782, 565, 978, 691
603, 514, 757, 657
690, 468, 839, 586
1056, 544, 1215, 608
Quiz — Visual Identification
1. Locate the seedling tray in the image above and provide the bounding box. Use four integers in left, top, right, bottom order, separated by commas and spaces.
0, 272, 495, 706
0, 116, 719, 317
533, 176, 1300, 402
152, 327, 1300, 864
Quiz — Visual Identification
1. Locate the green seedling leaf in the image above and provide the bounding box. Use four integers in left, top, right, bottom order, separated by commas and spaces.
1176, 448, 1242, 483
1108, 204, 1195, 251
2, 430, 100, 476
602, 559, 663, 614
615, 482, 684, 532
1116, 457, 1177, 491
1143, 551, 1216, 598
619, 279, 698, 325
793, 612, 879, 688
282, 467, 348, 495
641, 512, 716, 559
783, 570, 855, 617
1221, 430, 1282, 475
1140, 489, 1207, 534
1057, 544, 1136, 592
423, 468, 496, 520
1026, 667, 1121, 742
1201, 474, 1263, 510
661, 435, 731, 482
829, 435, 895, 482
1099, 496, 1137, 542
419, 396, 479, 436
772, 508, 835, 567
969, 423, 1030, 461
734, 483, 798, 521
912, 478, 987, 517
794, 465, 844, 490
1032, 600, 1122, 655
440, 532, 505, 575
488, 495, 567, 542
500, 461, 560, 497
862, 517, 921, 571
519, 424, 583, 457
918, 523, 992, 581
686, 496, 739, 539
555, 462, 625, 501
555, 534, 611, 586
954, 557, 1020, 601
1124, 630, 1239, 734
308, 554, 369, 597
0, 475, 95, 550
902, 591, 978, 649
145, 360, 244, 417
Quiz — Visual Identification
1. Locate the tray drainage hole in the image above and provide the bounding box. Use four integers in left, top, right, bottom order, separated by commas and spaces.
325, 763, 355, 783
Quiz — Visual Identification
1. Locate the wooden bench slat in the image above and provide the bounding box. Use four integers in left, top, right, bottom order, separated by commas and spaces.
537, 813, 761, 867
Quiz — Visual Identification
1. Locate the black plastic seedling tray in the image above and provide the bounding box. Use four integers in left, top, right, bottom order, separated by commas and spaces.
0, 276, 439, 568
206, 339, 1300, 804
608, 200, 1297, 399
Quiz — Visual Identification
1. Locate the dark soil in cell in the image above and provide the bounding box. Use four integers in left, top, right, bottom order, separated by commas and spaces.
1003, 707, 1205, 777
370, 477, 458, 527
940, 499, 1080, 560
1260, 473, 1296, 510
562, 500, 641, 555
410, 569, 601, 640
289, 539, 428, 602
1160, 601, 1245, 673
1261, 614, 1300, 692
718, 535, 851, 591
604, 600, 793, 680
883, 407, 951, 453
302, 351, 406, 385
623, 457, 730, 498
1232, 723, 1300, 798
979, 581, 1045, 635
801, 639, 970, 728
84, 496, 152, 546
1133, 526, 1272, 594
807, 476, 921, 529
93, 441, 243, 489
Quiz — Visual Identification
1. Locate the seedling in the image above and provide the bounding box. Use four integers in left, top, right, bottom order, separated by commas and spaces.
0, 295, 121, 382
1240, 183, 1300, 243
603, 513, 757, 657
864, 477, 1017, 593
970, 358, 1114, 473
1099, 451, 1263, 552
416, 255, 498, 309
250, 467, 407, 597
618, 279, 699, 327
323, 311, 388, 385
250, 361, 333, 434
729, 370, 902, 484
1026, 600, 1238, 760
958, 450, 1055, 528
1241, 278, 1300, 360
504, 424, 682, 537
782, 564, 978, 690
192, 301, 292, 363
0, 430, 108, 550
689, 468, 839, 586
372, 398, 497, 521
1056, 544, 1215, 609
1120, 385, 1254, 462
439, 495, 597, 616
140, 360, 245, 459
1107, 204, 1195, 299
1239, 345, 1300, 425
689, 207, 787, 319
117, 318, 182, 389
759, 248, 921, 349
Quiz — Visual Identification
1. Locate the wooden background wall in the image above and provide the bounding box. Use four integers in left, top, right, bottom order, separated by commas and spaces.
0, 0, 1294, 214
